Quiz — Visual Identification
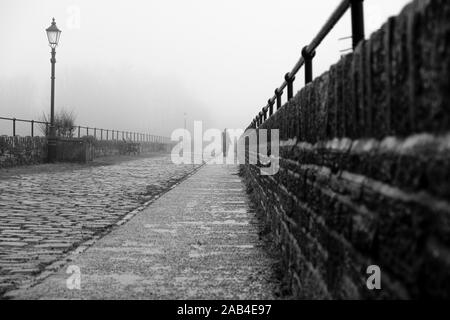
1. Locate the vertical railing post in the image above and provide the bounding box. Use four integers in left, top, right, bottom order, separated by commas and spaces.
285, 73, 295, 101
12, 118, 16, 137
86, 127, 89, 136
106, 130, 109, 140
101, 129, 103, 140
351, 0, 365, 49
275, 89, 282, 110
302, 47, 315, 84
268, 100, 274, 117
31, 120, 34, 137
263, 108, 268, 122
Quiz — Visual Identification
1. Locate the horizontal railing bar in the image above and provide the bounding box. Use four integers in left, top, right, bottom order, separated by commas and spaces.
0, 116, 48, 125
254, 0, 355, 128
305, 0, 350, 56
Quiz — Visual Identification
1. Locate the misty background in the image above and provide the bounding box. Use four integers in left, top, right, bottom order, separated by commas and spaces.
0, 0, 411, 137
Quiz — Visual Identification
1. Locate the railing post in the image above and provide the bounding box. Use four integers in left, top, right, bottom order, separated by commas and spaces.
302, 46, 315, 84
351, 0, 365, 49
78, 126, 80, 138
263, 108, 268, 122
31, 120, 34, 137
12, 118, 16, 137
106, 130, 109, 140
94, 128, 97, 139
285, 73, 295, 101
101, 129, 103, 140
268, 100, 274, 117
275, 89, 282, 110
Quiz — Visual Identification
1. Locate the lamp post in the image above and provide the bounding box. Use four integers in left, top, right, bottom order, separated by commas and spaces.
45, 18, 61, 162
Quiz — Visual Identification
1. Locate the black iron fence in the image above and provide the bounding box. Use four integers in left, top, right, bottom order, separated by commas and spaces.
251, 0, 365, 128
0, 116, 171, 144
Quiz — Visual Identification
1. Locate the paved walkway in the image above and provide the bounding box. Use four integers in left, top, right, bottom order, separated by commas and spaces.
6, 164, 280, 299
0, 155, 199, 296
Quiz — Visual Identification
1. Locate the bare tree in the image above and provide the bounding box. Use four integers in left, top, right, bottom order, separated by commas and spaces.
39, 108, 77, 138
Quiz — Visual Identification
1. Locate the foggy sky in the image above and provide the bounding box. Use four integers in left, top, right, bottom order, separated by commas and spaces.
0, 0, 411, 136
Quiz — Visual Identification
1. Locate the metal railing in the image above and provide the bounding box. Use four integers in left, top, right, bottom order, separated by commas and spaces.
0, 116, 171, 144
251, 0, 365, 128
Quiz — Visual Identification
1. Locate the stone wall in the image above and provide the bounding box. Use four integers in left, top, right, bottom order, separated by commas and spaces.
56, 137, 93, 163
0, 136, 47, 168
93, 140, 170, 158
240, 0, 450, 299
0, 136, 173, 168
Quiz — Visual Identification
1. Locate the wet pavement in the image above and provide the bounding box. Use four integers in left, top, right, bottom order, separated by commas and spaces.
0, 155, 199, 296
6, 164, 280, 299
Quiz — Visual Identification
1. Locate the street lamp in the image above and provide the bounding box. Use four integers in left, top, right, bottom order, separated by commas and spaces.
45, 18, 61, 162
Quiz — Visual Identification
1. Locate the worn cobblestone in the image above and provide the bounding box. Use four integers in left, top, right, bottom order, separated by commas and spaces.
0, 155, 198, 297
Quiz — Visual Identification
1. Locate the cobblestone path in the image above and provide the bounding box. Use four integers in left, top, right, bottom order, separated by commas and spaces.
6, 164, 280, 299
0, 155, 199, 297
